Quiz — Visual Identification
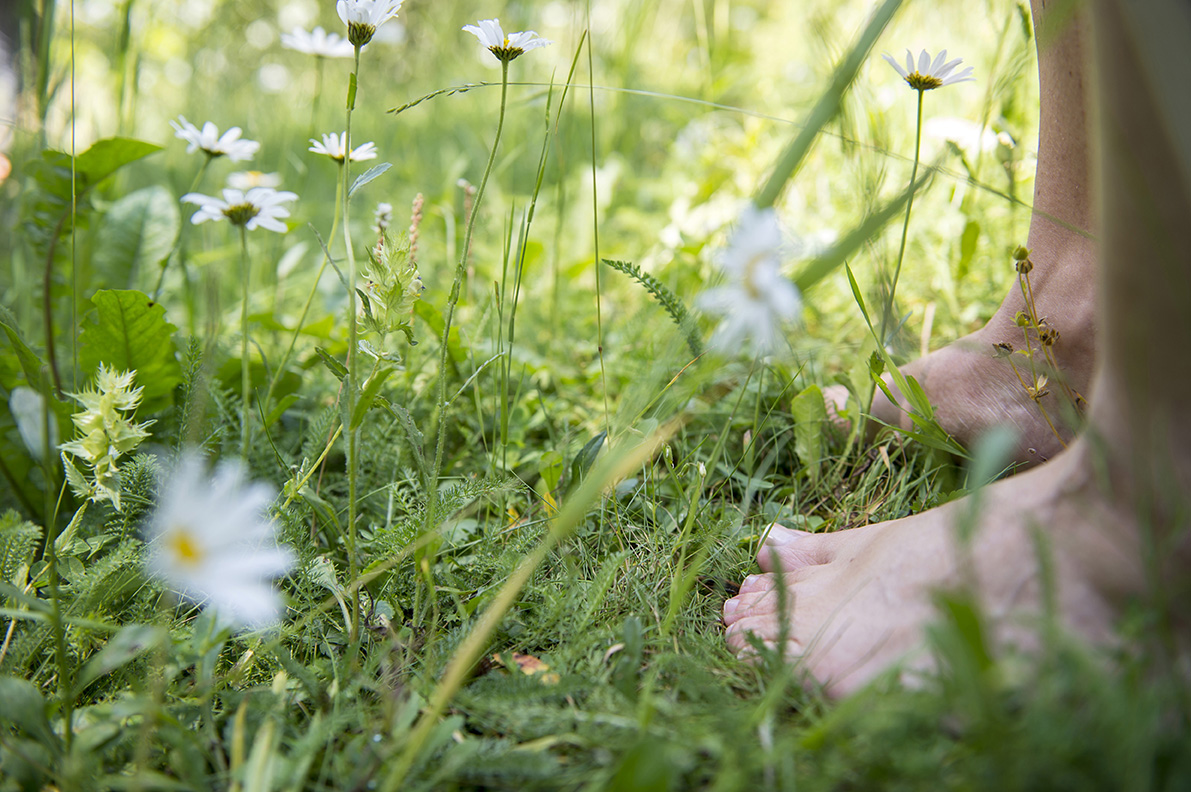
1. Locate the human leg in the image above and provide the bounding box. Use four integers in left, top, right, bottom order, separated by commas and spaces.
727, 0, 1191, 696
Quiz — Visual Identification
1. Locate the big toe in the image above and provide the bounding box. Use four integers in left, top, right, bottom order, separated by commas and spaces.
756, 525, 834, 573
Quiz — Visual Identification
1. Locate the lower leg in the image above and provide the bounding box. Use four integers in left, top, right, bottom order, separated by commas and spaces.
728, 0, 1191, 695
840, 0, 1097, 465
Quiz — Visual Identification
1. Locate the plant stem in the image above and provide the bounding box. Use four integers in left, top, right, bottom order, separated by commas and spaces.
239, 226, 251, 460
881, 88, 925, 346
429, 59, 509, 506
263, 177, 343, 412
342, 46, 362, 641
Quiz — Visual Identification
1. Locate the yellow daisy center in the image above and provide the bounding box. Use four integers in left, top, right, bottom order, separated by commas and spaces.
906, 72, 943, 91
168, 527, 206, 568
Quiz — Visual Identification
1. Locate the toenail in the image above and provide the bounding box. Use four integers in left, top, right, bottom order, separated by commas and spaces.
723, 599, 738, 616
764, 526, 801, 546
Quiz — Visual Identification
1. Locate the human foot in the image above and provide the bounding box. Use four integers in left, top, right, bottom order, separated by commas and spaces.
722, 439, 1143, 697
834, 237, 1097, 465
827, 3, 1097, 467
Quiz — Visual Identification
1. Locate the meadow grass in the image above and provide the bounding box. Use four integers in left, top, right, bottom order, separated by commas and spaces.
1, 0, 1188, 788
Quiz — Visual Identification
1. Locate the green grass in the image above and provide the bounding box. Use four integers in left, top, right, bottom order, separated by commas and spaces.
1, 0, 1189, 789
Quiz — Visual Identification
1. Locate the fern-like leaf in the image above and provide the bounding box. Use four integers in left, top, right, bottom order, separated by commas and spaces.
602, 259, 703, 357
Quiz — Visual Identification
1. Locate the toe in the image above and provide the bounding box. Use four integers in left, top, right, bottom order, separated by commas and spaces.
756, 525, 834, 573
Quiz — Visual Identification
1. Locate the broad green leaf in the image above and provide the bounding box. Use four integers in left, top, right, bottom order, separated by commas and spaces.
93, 186, 181, 287
75, 624, 167, 693
567, 431, 606, 494
74, 137, 163, 186
0, 676, 56, 746
350, 365, 395, 430
0, 311, 45, 391
538, 449, 564, 493
792, 385, 828, 482
957, 219, 980, 282
78, 289, 181, 412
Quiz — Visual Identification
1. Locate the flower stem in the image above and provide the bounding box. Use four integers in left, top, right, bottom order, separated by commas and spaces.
239, 226, 251, 460
881, 88, 925, 346
154, 157, 209, 301
429, 59, 509, 507
342, 46, 362, 641
263, 177, 343, 412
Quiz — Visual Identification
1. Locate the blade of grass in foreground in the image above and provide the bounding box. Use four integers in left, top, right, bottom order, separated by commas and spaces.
754, 0, 903, 209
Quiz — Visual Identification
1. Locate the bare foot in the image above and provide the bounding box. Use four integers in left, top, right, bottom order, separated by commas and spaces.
722, 439, 1143, 697
834, 235, 1097, 466
826, 2, 1098, 467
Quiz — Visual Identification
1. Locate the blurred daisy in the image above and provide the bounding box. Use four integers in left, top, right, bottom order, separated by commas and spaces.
882, 49, 975, 91
308, 132, 378, 163
227, 170, 282, 190
337, 0, 403, 47
170, 116, 260, 161
181, 187, 298, 233
463, 18, 552, 62
145, 451, 295, 630
696, 205, 802, 356
280, 25, 355, 58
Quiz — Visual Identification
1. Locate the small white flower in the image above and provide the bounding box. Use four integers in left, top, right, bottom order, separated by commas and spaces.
337, 0, 403, 47
373, 201, 393, 234
170, 116, 261, 161
226, 171, 282, 190
463, 18, 552, 62
308, 132, 379, 163
146, 451, 295, 630
280, 25, 355, 58
181, 187, 298, 233
696, 205, 802, 356
882, 49, 975, 91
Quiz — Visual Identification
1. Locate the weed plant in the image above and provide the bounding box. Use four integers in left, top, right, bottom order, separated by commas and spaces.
0, 0, 1188, 789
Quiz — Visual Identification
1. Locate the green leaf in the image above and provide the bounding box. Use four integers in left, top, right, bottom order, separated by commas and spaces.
315, 347, 347, 381
77, 289, 181, 412
349, 162, 392, 198
75, 137, 163, 185
0, 307, 46, 391
350, 365, 395, 430
792, 385, 828, 482
957, 219, 980, 282
0, 676, 57, 746
538, 450, 564, 494
74, 624, 167, 694
0, 511, 41, 591
93, 186, 181, 288
567, 431, 606, 494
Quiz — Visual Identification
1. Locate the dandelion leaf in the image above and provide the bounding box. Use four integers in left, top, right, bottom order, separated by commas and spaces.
94, 186, 181, 288
78, 289, 181, 413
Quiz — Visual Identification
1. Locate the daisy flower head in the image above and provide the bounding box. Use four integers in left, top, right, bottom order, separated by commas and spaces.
145, 451, 295, 630
882, 49, 975, 91
308, 131, 379, 163
280, 25, 355, 58
463, 18, 552, 62
181, 187, 298, 233
170, 116, 260, 161
226, 170, 283, 191
696, 205, 802, 356
337, 0, 403, 47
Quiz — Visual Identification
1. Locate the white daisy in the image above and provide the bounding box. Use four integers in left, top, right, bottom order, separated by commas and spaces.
336, 0, 403, 47
463, 18, 552, 62
696, 205, 802, 356
308, 132, 379, 163
882, 49, 975, 91
170, 116, 261, 161
226, 170, 283, 191
280, 25, 355, 58
145, 451, 295, 630
181, 187, 298, 233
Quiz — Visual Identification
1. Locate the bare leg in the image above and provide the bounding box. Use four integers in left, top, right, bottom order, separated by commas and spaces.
727, 0, 1191, 697
834, 0, 1097, 466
